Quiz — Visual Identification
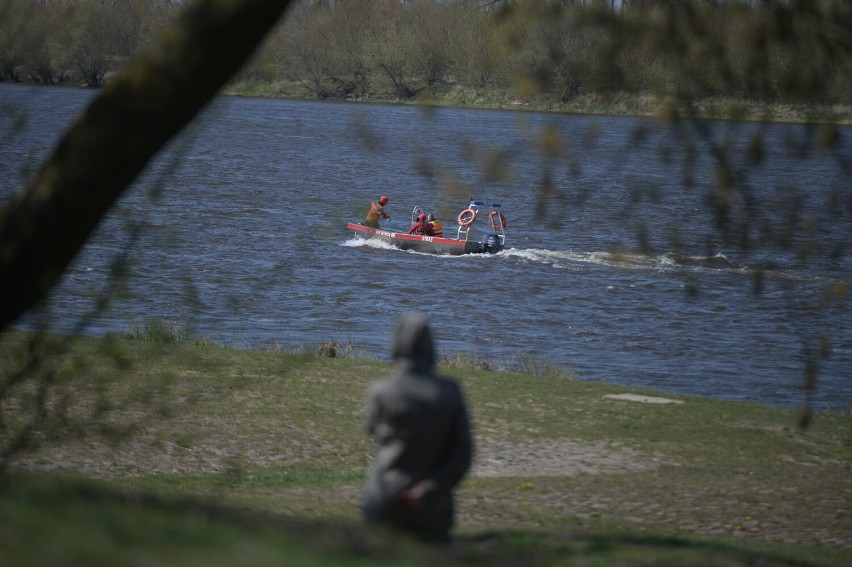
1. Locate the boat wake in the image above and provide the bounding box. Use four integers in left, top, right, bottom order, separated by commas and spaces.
502, 247, 747, 273
344, 237, 748, 270
500, 247, 843, 285
342, 238, 836, 284
342, 235, 397, 251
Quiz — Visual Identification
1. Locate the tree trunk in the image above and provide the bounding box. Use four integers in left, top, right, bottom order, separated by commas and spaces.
0, 0, 293, 332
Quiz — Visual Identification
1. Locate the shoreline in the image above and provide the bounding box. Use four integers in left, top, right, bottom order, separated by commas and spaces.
221, 82, 852, 126
3, 327, 849, 414
4, 80, 851, 126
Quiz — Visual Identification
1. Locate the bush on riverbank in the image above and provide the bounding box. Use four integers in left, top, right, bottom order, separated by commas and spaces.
6, 1, 851, 127
224, 80, 852, 125
1, 331, 850, 565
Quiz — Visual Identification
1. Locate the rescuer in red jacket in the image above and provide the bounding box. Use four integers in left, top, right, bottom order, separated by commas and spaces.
407, 213, 434, 236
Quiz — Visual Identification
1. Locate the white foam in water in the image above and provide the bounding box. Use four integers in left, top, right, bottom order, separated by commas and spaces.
341, 236, 364, 248
342, 236, 397, 250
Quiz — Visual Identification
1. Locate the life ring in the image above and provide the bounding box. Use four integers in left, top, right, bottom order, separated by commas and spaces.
489, 211, 508, 230
457, 208, 477, 227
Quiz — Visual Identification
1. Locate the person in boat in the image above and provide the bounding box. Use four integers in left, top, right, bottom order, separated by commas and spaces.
365, 195, 390, 228
363, 312, 473, 544
427, 214, 443, 237
408, 213, 435, 236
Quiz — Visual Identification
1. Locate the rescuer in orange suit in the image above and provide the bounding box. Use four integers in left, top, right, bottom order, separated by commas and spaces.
365, 195, 390, 228
427, 214, 443, 237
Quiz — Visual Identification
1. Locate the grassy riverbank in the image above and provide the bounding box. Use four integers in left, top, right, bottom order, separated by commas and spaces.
1, 331, 850, 565
223, 81, 852, 125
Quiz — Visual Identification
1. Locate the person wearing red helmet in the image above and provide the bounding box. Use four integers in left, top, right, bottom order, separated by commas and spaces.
408, 213, 435, 236
365, 195, 390, 228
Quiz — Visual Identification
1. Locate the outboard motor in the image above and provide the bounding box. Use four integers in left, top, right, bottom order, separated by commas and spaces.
482, 233, 502, 254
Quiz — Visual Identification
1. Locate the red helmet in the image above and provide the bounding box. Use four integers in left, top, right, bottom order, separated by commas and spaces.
418, 213, 426, 221
379, 195, 389, 205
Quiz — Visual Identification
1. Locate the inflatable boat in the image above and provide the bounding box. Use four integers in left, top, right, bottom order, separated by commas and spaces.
347, 201, 506, 256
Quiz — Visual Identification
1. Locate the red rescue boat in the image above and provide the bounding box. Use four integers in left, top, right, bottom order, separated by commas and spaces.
347, 201, 507, 256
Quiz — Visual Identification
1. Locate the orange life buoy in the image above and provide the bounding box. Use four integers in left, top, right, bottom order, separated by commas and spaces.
489, 211, 508, 230
457, 208, 477, 227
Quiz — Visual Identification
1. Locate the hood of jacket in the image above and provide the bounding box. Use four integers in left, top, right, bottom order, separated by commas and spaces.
390, 312, 435, 372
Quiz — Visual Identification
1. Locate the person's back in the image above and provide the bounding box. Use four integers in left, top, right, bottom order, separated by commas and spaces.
364, 312, 473, 543
365, 195, 390, 228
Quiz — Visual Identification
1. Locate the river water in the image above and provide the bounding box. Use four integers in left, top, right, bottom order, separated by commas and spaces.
1, 84, 850, 409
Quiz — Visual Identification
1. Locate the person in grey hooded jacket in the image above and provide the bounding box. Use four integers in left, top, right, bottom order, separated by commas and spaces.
363, 312, 473, 543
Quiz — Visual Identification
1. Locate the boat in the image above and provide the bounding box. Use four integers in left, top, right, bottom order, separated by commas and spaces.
346, 200, 507, 255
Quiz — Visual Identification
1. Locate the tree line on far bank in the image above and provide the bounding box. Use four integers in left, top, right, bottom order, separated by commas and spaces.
0, 0, 180, 88
2, 0, 851, 109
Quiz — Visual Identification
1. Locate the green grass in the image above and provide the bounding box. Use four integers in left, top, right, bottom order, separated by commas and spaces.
122, 319, 210, 345
1, 330, 850, 565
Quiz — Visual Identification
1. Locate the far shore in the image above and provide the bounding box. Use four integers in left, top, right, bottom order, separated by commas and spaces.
4, 80, 851, 126
221, 81, 852, 126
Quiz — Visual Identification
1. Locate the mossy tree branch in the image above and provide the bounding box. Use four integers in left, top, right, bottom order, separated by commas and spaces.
0, 0, 292, 332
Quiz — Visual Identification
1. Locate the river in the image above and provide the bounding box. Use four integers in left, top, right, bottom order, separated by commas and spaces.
1, 84, 850, 410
